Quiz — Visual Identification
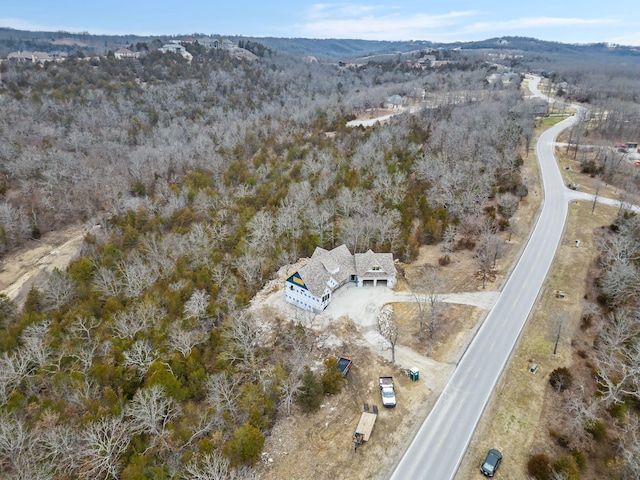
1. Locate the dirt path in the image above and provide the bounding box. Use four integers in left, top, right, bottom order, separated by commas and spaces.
0, 224, 89, 306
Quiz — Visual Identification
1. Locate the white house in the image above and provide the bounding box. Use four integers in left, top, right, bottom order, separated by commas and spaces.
159, 43, 193, 62
285, 245, 397, 313
114, 48, 139, 60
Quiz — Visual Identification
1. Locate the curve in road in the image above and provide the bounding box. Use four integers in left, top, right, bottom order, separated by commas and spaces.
389, 76, 579, 480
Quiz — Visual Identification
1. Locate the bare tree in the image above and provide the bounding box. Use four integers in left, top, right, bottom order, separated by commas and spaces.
122, 340, 158, 379
279, 372, 304, 417
563, 392, 599, 450
111, 300, 163, 339
126, 384, 180, 452
183, 288, 211, 321
221, 311, 261, 373
65, 315, 103, 376
412, 266, 447, 357
43, 268, 76, 310
205, 372, 241, 425
118, 252, 159, 298
618, 414, 640, 479
593, 311, 640, 407
234, 250, 265, 286
0, 350, 32, 405
36, 420, 83, 477
183, 451, 258, 480
440, 224, 457, 263
377, 304, 399, 363
93, 266, 124, 298
0, 412, 29, 471
168, 325, 207, 357
496, 192, 519, 219
476, 219, 500, 289
80, 414, 131, 480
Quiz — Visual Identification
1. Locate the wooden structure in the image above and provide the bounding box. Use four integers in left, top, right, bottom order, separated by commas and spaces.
353, 403, 378, 451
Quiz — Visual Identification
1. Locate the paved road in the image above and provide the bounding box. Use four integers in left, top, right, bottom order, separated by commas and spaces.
389, 76, 580, 480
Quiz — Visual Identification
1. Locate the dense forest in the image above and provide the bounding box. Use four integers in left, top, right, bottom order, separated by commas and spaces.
0, 39, 533, 478
0, 32, 639, 479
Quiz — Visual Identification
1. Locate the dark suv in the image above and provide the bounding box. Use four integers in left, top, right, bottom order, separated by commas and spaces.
480, 449, 502, 477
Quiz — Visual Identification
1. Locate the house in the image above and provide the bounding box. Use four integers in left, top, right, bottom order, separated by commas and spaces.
385, 94, 403, 109
285, 245, 397, 313
418, 55, 436, 67
114, 48, 139, 60
199, 37, 219, 49
7, 51, 53, 63
159, 43, 193, 62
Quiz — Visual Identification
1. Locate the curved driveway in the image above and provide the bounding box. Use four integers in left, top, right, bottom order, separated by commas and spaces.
389, 77, 581, 480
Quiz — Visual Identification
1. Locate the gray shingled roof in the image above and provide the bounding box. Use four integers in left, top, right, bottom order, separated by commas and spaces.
355, 250, 395, 279
299, 245, 355, 297
296, 245, 395, 296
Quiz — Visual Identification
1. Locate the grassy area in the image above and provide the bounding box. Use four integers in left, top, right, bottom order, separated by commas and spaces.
540, 115, 569, 127
457, 191, 618, 479
455, 84, 623, 478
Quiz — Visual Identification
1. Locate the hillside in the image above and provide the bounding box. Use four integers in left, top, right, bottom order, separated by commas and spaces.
3, 27, 640, 63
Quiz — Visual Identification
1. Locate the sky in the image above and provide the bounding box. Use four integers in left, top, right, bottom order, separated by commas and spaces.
2, 1, 640, 46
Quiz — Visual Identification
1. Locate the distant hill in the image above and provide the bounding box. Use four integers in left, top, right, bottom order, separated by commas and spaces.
1, 27, 639, 62
237, 35, 640, 61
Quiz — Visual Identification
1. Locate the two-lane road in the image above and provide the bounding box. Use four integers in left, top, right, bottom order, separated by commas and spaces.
390, 76, 578, 480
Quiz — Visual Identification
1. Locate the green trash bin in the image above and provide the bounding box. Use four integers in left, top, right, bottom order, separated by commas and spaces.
409, 367, 419, 381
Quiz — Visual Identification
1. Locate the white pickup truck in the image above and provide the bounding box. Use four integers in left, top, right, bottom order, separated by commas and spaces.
379, 376, 396, 408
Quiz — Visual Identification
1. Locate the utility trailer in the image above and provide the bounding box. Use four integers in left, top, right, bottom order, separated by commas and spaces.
353, 403, 378, 451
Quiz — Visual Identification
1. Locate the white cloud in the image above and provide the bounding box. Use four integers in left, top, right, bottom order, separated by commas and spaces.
0, 17, 59, 32
297, 4, 479, 40
608, 31, 640, 47
463, 16, 622, 35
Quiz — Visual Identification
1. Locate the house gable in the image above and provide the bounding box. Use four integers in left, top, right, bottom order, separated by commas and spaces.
286, 272, 308, 290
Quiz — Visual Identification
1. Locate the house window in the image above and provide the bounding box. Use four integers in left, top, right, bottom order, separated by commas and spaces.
371, 266, 381, 271
322, 293, 330, 302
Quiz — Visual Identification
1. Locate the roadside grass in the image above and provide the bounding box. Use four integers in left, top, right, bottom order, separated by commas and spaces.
540, 115, 568, 127
457, 198, 618, 479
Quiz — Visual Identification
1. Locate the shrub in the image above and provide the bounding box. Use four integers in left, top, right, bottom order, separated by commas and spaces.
552, 454, 580, 479
584, 418, 607, 442
297, 366, 323, 412
527, 453, 552, 480
608, 402, 627, 419
438, 255, 451, 266
549, 367, 573, 392
223, 423, 265, 466
580, 313, 593, 330
321, 357, 345, 395
550, 429, 570, 449
572, 450, 586, 470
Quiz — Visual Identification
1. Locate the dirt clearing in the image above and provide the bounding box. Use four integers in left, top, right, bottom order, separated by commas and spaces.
0, 224, 88, 306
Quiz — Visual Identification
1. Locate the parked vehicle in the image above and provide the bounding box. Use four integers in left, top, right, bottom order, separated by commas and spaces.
353, 403, 378, 451
379, 376, 396, 407
480, 449, 502, 477
337, 356, 353, 376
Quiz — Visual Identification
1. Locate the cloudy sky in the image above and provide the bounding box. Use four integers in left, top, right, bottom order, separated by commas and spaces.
2, 1, 640, 46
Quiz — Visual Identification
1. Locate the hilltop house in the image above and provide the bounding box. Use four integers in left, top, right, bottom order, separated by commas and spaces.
7, 51, 54, 63
159, 42, 193, 62
114, 47, 139, 60
285, 245, 397, 313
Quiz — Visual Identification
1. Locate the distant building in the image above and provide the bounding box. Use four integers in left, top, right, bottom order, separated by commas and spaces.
114, 48, 139, 60
199, 37, 219, 49
158, 43, 193, 62
7, 51, 53, 63
385, 94, 403, 109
